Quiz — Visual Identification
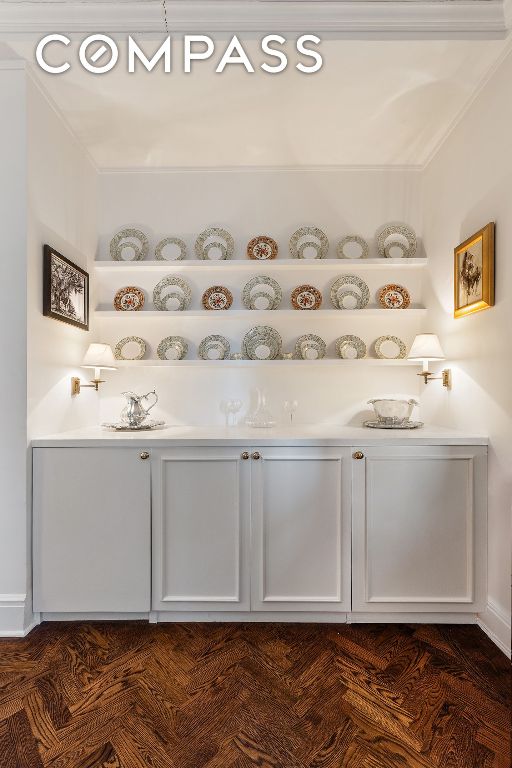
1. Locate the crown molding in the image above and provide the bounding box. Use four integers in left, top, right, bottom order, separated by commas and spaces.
0, 1, 507, 39
97, 164, 423, 174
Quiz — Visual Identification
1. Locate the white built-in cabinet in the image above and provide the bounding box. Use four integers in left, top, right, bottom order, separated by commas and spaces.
33, 442, 487, 617
249, 447, 351, 611
352, 446, 487, 613
33, 448, 151, 612
151, 446, 351, 612
151, 447, 251, 611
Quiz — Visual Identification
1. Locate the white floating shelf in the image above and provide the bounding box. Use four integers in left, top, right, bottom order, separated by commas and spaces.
96, 308, 427, 318
113, 359, 421, 368
95, 258, 427, 271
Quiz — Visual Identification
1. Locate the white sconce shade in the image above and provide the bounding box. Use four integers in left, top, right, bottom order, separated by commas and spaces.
71, 343, 117, 396
408, 334, 445, 362
82, 343, 117, 371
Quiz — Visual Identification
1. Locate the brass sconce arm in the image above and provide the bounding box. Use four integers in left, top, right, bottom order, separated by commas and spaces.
71, 377, 105, 396
417, 369, 452, 388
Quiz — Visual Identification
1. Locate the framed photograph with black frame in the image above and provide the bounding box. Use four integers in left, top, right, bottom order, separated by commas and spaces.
454, 222, 495, 319
43, 244, 89, 330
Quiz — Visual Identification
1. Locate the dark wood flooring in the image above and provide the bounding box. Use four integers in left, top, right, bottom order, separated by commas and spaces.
0, 622, 509, 768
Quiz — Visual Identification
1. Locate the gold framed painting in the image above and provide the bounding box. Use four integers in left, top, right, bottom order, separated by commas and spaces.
454, 222, 495, 318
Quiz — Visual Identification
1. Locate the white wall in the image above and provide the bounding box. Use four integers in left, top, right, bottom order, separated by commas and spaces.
27, 75, 98, 439
97, 168, 425, 426
0, 68, 98, 634
422, 51, 512, 653
23, 74, 99, 632
0, 65, 28, 634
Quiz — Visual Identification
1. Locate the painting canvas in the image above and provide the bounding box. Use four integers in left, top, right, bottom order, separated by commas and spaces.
43, 245, 89, 330
454, 223, 494, 318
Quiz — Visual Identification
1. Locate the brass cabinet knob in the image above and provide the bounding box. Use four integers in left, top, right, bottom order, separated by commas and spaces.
241, 451, 250, 460
352, 451, 364, 460
140, 451, 150, 460
252, 451, 261, 460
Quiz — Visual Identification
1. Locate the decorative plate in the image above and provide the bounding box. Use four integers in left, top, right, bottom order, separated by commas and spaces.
102, 419, 165, 431
155, 237, 187, 261
291, 284, 323, 310
336, 235, 369, 260
374, 335, 407, 359
113, 286, 145, 312
242, 276, 282, 310
335, 335, 367, 359
289, 227, 329, 259
364, 420, 423, 430
243, 326, 282, 360
249, 291, 273, 310
377, 224, 417, 259
198, 335, 230, 360
247, 235, 278, 260
110, 228, 149, 261
195, 227, 234, 260
114, 336, 146, 361
153, 276, 192, 311
168, 292, 187, 310
330, 275, 370, 309
157, 336, 188, 360
295, 334, 326, 360
336, 289, 364, 310
378, 284, 411, 309
202, 285, 233, 311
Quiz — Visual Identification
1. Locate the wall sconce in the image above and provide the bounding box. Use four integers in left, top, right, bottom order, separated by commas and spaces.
408, 334, 451, 388
71, 343, 117, 396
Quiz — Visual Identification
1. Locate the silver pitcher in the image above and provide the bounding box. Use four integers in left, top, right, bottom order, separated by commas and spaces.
120, 390, 158, 427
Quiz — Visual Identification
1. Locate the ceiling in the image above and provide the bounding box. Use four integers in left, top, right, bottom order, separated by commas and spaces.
5, 35, 506, 169
1, 1, 510, 169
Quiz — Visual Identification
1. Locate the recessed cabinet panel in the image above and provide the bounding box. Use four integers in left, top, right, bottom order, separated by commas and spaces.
152, 449, 250, 610
33, 448, 151, 613
352, 446, 487, 612
251, 447, 351, 611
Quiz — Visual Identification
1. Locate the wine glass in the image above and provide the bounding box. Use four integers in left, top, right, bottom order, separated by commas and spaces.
227, 399, 242, 427
283, 400, 299, 425
220, 400, 231, 427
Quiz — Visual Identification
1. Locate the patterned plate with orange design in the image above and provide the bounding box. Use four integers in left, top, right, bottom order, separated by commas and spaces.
378, 284, 411, 309
113, 286, 145, 311
247, 236, 278, 260
202, 286, 233, 310
291, 284, 323, 310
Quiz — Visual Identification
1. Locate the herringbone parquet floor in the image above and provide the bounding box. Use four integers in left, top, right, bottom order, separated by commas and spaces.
0, 622, 509, 768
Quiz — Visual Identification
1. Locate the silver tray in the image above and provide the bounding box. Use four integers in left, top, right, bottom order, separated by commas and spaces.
102, 420, 165, 431
363, 420, 424, 430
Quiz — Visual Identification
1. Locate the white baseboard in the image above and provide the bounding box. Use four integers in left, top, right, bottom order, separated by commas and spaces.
477, 601, 511, 658
21, 614, 41, 637
41, 612, 150, 622
348, 612, 477, 624
155, 611, 349, 623
0, 594, 28, 636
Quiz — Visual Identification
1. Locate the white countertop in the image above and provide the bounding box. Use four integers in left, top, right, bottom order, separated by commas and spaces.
32, 424, 488, 448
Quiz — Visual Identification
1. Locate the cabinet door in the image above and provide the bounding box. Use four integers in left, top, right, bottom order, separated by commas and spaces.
352, 446, 487, 612
33, 448, 151, 612
251, 447, 351, 611
152, 447, 250, 611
